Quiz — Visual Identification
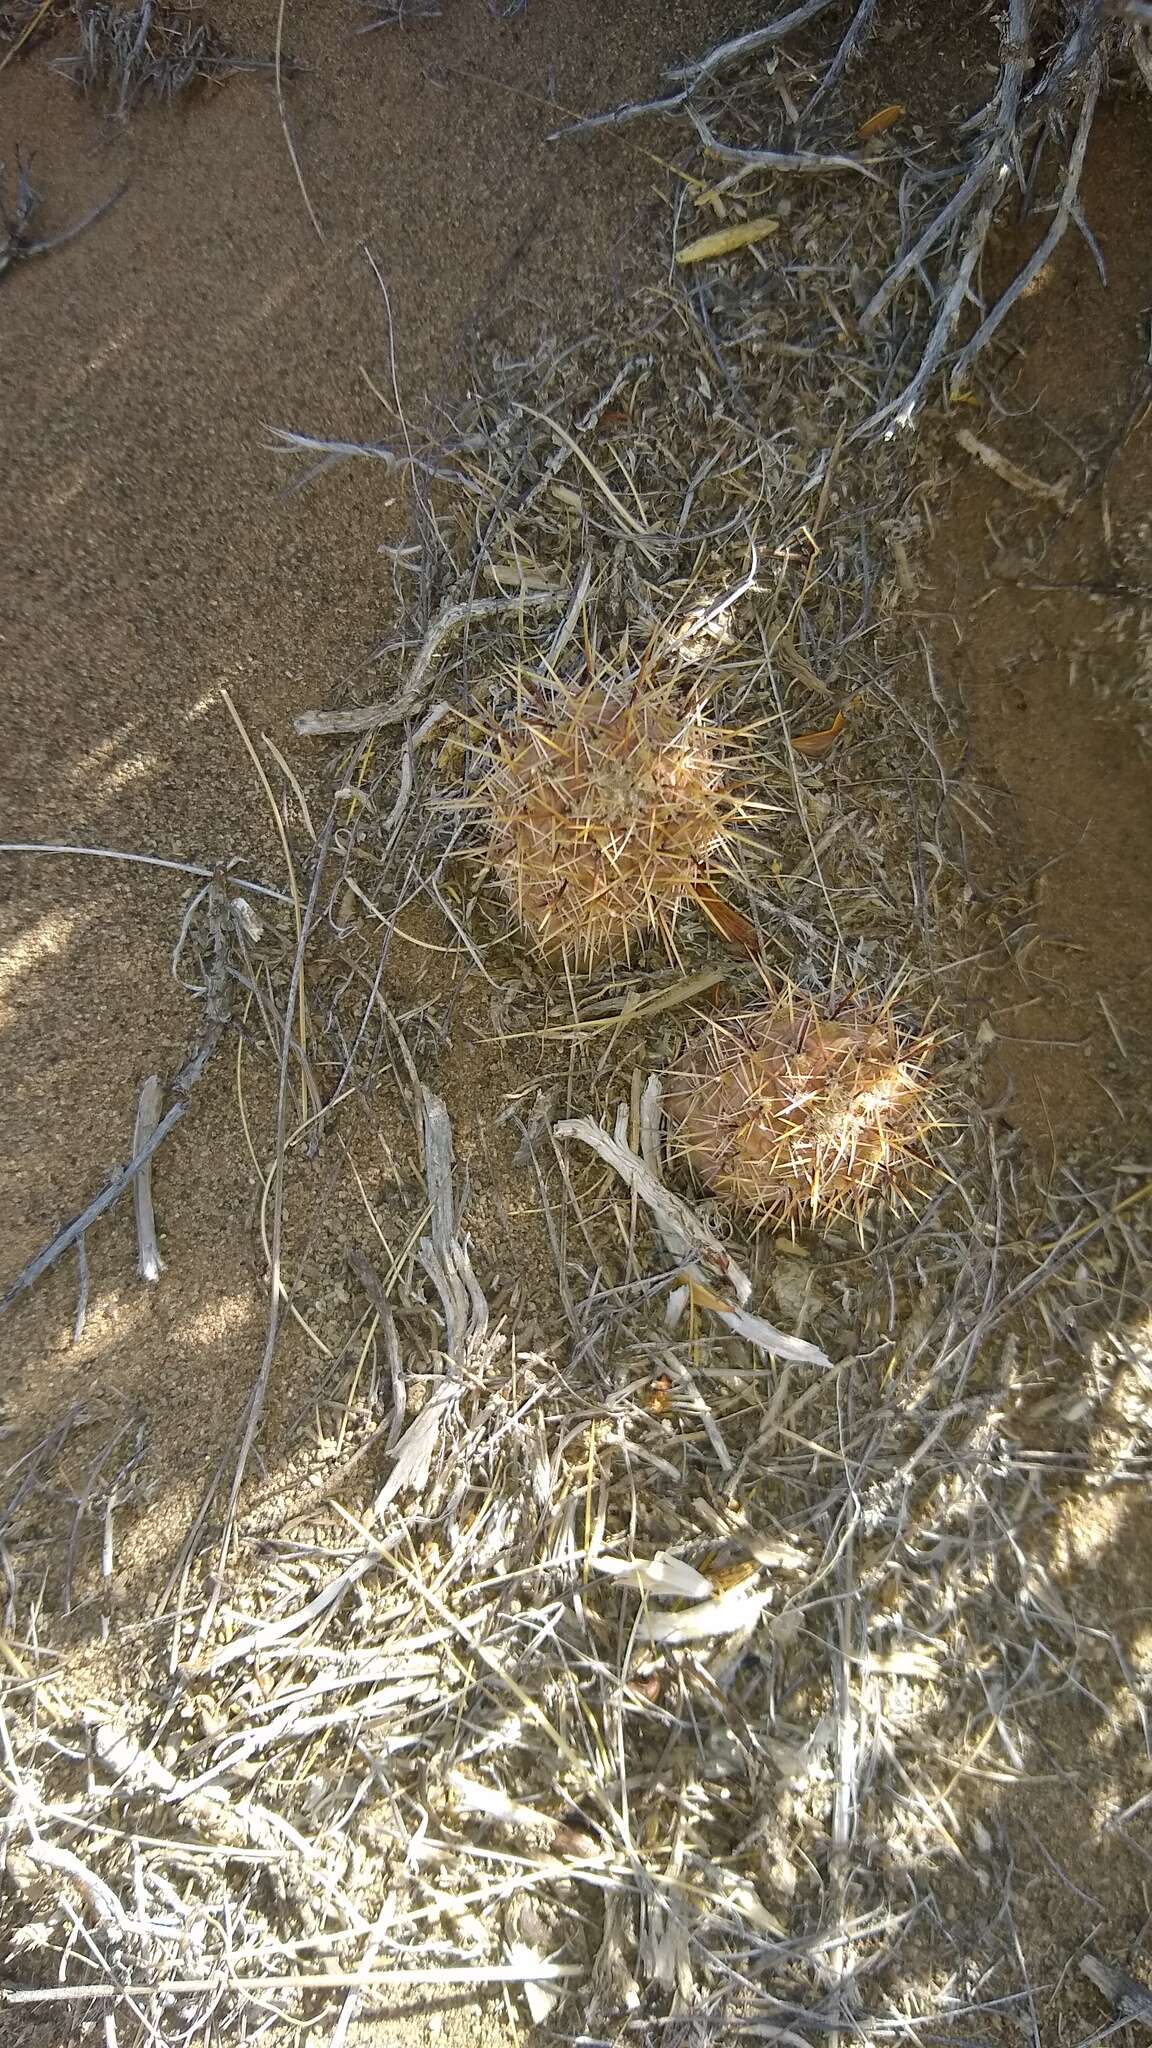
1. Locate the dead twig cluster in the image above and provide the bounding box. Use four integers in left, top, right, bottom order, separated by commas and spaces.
0, 153, 120, 280
55, 0, 276, 117
555, 0, 1152, 432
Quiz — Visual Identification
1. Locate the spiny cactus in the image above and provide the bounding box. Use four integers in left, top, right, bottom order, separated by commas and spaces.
666, 993, 937, 1232
479, 661, 751, 968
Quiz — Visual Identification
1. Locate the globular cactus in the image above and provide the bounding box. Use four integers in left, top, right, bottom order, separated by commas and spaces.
479, 664, 746, 968
666, 995, 937, 1232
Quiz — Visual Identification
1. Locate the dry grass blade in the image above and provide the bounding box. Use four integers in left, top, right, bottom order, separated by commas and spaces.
131, 1075, 165, 1283
274, 0, 323, 240
0, 839, 291, 901
1, 1964, 583, 2013
201, 821, 333, 1632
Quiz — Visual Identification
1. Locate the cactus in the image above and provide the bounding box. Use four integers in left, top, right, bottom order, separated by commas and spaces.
667, 995, 937, 1231
479, 664, 746, 967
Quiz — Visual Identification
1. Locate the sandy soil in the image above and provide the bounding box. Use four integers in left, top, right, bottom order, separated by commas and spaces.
926, 95, 1152, 1170
0, 0, 758, 1611
919, 91, 1152, 2008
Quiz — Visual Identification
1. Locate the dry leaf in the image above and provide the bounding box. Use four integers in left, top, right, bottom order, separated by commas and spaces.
631, 1672, 663, 1703
688, 1277, 832, 1369
721, 1882, 785, 1939
792, 709, 846, 759
485, 564, 559, 593
709, 1558, 762, 1595
636, 1581, 770, 1645
448, 1772, 543, 1830
857, 103, 904, 139
865, 1646, 941, 1679
694, 880, 760, 955
676, 217, 779, 265
593, 1552, 714, 1601
506, 1943, 561, 2025
373, 1382, 458, 1512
